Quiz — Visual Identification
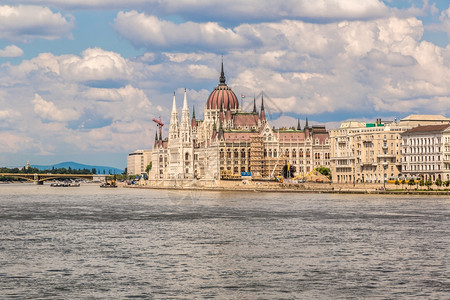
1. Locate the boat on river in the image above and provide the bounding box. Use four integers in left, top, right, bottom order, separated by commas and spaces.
50, 182, 80, 187
100, 176, 117, 188
100, 182, 117, 188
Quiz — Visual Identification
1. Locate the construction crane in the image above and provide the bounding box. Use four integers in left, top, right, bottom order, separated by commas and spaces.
152, 116, 164, 140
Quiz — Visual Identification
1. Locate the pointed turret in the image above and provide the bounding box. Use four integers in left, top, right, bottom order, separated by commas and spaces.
297, 119, 301, 130
211, 117, 217, 139
253, 96, 257, 114
226, 98, 232, 122
260, 93, 266, 122
304, 117, 310, 138
180, 88, 191, 143
171, 91, 177, 114
182, 88, 189, 112
191, 105, 197, 127
168, 92, 179, 140
218, 115, 224, 139
219, 96, 224, 123
219, 57, 226, 85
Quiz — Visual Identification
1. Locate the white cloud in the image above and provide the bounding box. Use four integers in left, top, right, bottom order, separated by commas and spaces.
27, 0, 391, 22
426, 6, 450, 38
0, 5, 74, 41
7, 48, 132, 86
14, 0, 149, 10
113, 11, 249, 50
0, 45, 24, 58
59, 48, 133, 84
0, 132, 37, 153
0, 109, 20, 120
32, 94, 79, 122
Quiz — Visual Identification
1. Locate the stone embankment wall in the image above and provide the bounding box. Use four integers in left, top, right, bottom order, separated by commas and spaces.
129, 179, 449, 195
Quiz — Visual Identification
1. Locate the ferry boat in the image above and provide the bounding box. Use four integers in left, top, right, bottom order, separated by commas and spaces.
50, 182, 80, 187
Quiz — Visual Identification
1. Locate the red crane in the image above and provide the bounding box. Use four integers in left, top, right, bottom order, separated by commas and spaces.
152, 116, 164, 140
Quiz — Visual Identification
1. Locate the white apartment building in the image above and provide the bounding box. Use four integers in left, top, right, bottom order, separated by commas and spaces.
401, 124, 450, 181
444, 127, 450, 181
330, 119, 407, 184
330, 115, 450, 184
127, 149, 152, 175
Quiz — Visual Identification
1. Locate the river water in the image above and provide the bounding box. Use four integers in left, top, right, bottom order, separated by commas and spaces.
0, 184, 448, 299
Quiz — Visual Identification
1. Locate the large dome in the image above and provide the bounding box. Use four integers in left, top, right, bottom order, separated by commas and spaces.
206, 62, 239, 110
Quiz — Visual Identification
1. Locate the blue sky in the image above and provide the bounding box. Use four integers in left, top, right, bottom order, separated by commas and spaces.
0, 0, 449, 169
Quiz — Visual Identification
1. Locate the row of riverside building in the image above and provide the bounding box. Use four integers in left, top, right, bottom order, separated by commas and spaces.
127, 63, 450, 184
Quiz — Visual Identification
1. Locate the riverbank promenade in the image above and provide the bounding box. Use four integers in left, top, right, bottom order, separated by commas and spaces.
125, 180, 450, 195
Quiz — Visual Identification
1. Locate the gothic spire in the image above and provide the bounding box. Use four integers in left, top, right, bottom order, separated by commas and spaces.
297, 119, 301, 130
304, 117, 309, 130
260, 93, 266, 121
261, 93, 265, 111
182, 88, 188, 111
171, 91, 177, 114
219, 57, 226, 84
253, 95, 257, 113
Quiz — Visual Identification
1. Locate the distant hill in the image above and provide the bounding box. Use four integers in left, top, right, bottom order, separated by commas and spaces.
33, 161, 124, 175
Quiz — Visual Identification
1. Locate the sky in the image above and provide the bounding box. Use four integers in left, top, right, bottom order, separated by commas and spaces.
0, 0, 449, 169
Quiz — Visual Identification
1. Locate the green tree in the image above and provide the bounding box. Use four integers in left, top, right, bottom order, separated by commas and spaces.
395, 180, 400, 186
316, 166, 331, 180
408, 178, 415, 189
424, 179, 432, 190
145, 162, 152, 173
435, 178, 442, 189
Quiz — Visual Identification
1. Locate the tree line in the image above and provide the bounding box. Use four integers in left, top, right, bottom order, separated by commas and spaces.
0, 166, 95, 175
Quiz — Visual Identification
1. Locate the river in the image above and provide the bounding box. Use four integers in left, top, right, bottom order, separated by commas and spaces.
0, 184, 448, 299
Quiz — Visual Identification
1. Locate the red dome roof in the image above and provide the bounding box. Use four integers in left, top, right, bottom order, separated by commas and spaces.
206, 84, 239, 110
206, 61, 239, 110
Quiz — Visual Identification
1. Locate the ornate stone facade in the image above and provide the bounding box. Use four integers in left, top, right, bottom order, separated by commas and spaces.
149, 63, 331, 183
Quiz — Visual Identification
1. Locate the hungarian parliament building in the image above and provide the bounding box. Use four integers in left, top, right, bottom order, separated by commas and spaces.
143, 63, 450, 184
149, 63, 330, 182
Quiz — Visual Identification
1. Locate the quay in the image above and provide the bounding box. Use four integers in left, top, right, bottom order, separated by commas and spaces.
124, 180, 450, 196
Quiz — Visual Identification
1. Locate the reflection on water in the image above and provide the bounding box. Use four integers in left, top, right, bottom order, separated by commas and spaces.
0, 184, 449, 298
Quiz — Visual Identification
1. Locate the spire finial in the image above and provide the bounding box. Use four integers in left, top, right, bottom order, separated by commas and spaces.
253, 95, 257, 113
261, 93, 265, 111
192, 105, 196, 118
219, 57, 226, 84
171, 91, 177, 114
260, 92, 266, 121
